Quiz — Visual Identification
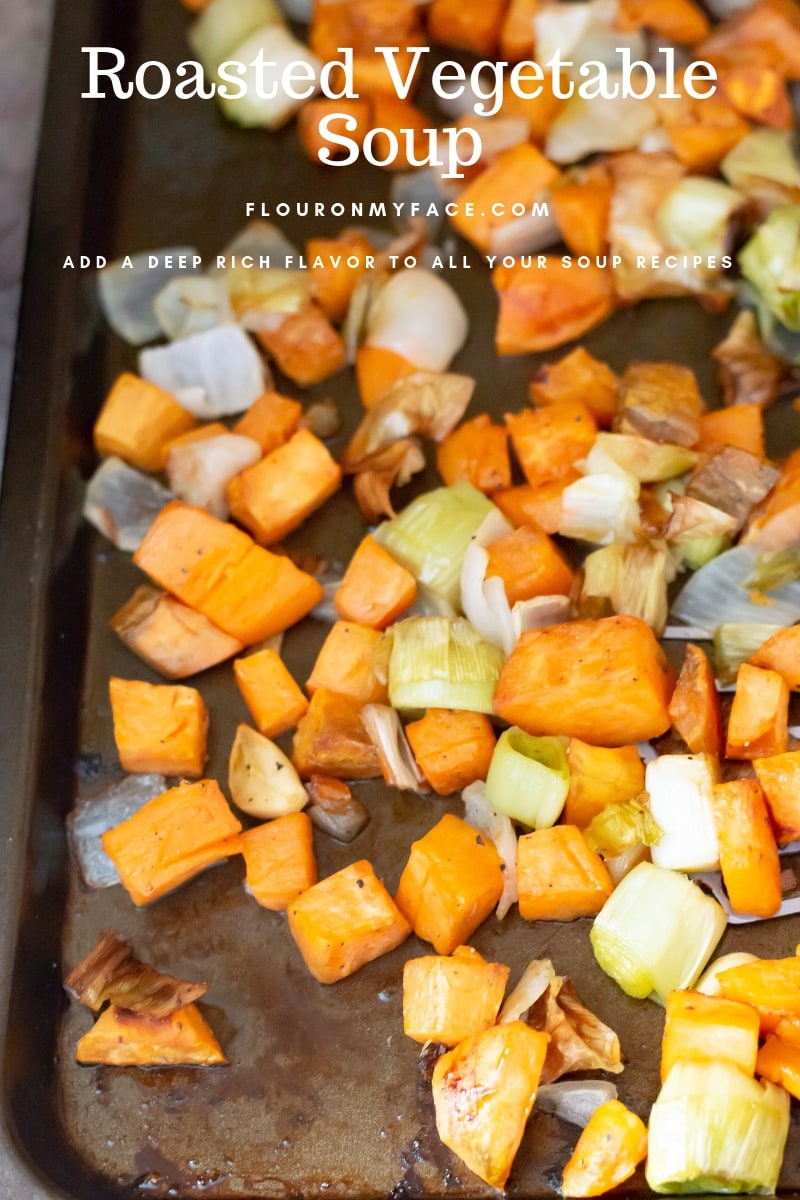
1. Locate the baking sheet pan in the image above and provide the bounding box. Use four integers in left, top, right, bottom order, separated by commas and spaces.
2, 0, 800, 1196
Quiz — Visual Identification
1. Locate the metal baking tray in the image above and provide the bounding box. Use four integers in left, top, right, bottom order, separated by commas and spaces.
2, 1, 800, 1196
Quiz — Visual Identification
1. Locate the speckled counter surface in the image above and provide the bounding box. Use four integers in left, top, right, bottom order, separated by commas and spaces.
0, 0, 54, 478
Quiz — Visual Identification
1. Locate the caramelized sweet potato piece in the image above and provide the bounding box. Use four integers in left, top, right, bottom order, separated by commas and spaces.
517, 825, 613, 922
696, 403, 765, 458
451, 145, 560, 255
725, 662, 789, 760
494, 257, 614, 355
494, 616, 674, 746
668, 643, 724, 758
551, 171, 613, 263
493, 476, 580, 535
711, 779, 782, 918
241, 812, 317, 911
617, 0, 709, 42
561, 1100, 648, 1199
94, 373, 196, 472
257, 303, 346, 387
402, 946, 509, 1046
432, 1021, 549, 1190
395, 813, 504, 953
500, 0, 538, 61
288, 859, 410, 983
529, 345, 619, 428
428, 0, 507, 54
102, 779, 242, 907
661, 989, 759, 1082
292, 688, 382, 780
436, 413, 511, 494
757, 1034, 800, 1099
717, 955, 800, 1033
111, 586, 243, 680
109, 677, 208, 778
405, 709, 496, 796
76, 1003, 226, 1066
227, 429, 342, 547
484, 523, 574, 604
355, 345, 419, 409
306, 231, 375, 323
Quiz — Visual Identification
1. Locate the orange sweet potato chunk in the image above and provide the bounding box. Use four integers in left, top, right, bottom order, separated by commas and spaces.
75, 1003, 227, 1066
234, 648, 309, 738
403, 946, 510, 1046
711, 779, 782, 918
517, 825, 613, 921
660, 990, 760, 1082
725, 662, 789, 760
227, 429, 342, 546
305, 621, 388, 705
561, 1100, 648, 1199
405, 709, 497, 796
529, 345, 619, 428
432, 1021, 549, 1190
506, 402, 597, 488
287, 859, 410, 983
564, 740, 645, 829
292, 688, 382, 780
493, 616, 674, 746
102, 779, 242, 907
257, 304, 346, 387
307, 232, 375, 323
428, 0, 507, 54
484, 524, 575, 604
494, 257, 614, 355
436, 413, 512, 494
450, 145, 560, 254
335, 534, 417, 629
395, 813, 504, 953
241, 812, 317, 911
232, 391, 302, 455
669, 642, 724, 758
109, 677, 208, 777
750, 626, 800, 689
94, 373, 196, 472
754, 752, 800, 844
493, 476, 580, 535
111, 586, 244, 680
133, 501, 323, 644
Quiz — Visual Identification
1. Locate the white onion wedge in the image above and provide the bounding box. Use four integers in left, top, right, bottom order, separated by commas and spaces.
536, 1081, 619, 1127
139, 324, 268, 418
462, 781, 518, 919
154, 276, 234, 341
83, 457, 172, 551
98, 247, 201, 345
167, 433, 261, 519
365, 269, 468, 372
68, 775, 168, 888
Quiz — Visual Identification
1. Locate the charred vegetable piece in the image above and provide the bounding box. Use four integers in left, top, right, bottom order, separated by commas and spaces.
65, 931, 207, 1017
292, 689, 382, 781
304, 774, 370, 842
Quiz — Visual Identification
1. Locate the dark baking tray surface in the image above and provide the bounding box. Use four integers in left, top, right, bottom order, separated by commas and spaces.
2, 1, 800, 1196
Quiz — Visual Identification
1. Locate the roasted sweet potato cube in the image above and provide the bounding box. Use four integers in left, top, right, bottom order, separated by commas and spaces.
750, 626, 800, 689
241, 812, 317, 911
436, 413, 511, 494
305, 621, 388, 705
484, 523, 574, 604
529, 345, 619, 428
227, 429, 342, 546
428, 0, 507, 54
432, 1021, 549, 1190
711, 779, 782, 918
405, 709, 496, 796
743, 446, 800, 551
234, 648, 309, 738
257, 303, 346, 387
660, 990, 760, 1083
668, 642, 724, 758
493, 476, 580, 535
292, 688, 382, 781
725, 663, 789, 760
757, 1034, 800, 1100
402, 946, 510, 1046
696, 404, 765, 458
494, 257, 614, 356
306, 232, 375, 323
517, 825, 613, 922
754, 752, 800, 844
493, 616, 674, 746
102, 779, 242, 907
450, 144, 560, 254
111, 586, 244, 680
505, 403, 597, 488
109, 677, 208, 777
133, 501, 322, 644
334, 534, 417, 629
94, 372, 196, 472
564, 740, 645, 829
287, 859, 410, 983
395, 813, 504, 954
75, 1002, 227, 1066
561, 1100, 648, 1199
717, 955, 800, 1033
232, 390, 302, 454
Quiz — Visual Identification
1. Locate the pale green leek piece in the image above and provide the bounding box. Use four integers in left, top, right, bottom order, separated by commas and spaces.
590, 861, 726, 1005
646, 1060, 789, 1194
484, 728, 570, 829
386, 616, 504, 715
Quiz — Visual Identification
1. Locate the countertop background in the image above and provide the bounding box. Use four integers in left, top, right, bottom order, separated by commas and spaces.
0, 0, 54, 477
